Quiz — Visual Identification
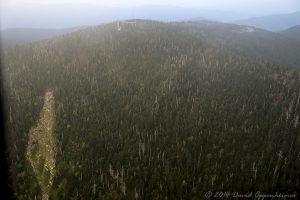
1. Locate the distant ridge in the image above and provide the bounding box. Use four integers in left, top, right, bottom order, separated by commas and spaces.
172, 20, 300, 68
234, 11, 300, 32
280, 25, 300, 42
188, 17, 208, 22
1, 27, 86, 47
1, 4, 253, 30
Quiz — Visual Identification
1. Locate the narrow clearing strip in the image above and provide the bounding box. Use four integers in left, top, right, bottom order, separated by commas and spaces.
26, 90, 56, 200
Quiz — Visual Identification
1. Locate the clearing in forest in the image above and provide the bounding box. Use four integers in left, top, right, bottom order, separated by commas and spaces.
26, 90, 56, 200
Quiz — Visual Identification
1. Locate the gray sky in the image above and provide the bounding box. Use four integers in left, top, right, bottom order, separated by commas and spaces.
3, 0, 300, 13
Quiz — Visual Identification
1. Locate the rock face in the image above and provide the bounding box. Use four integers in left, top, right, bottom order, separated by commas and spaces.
26, 90, 56, 200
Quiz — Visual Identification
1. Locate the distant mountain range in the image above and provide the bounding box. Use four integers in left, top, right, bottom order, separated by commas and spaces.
2, 20, 300, 68
280, 25, 300, 41
234, 11, 300, 32
1, 27, 85, 47
2, 3, 299, 32
0, 4, 258, 30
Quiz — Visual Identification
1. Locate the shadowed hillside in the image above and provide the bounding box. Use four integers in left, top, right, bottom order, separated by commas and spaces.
280, 25, 300, 42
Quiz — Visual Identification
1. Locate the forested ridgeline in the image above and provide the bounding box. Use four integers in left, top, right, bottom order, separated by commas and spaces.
2, 20, 300, 199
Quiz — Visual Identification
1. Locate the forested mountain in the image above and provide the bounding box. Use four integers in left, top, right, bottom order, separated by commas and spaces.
234, 11, 300, 31
2, 20, 300, 199
0, 27, 84, 47
180, 20, 300, 68
280, 25, 300, 42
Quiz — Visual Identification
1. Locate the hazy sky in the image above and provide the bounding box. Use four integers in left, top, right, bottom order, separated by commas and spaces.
1, 0, 299, 29
3, 0, 300, 13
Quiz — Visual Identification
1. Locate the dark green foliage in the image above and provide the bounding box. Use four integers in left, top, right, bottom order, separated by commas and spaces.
2, 20, 300, 199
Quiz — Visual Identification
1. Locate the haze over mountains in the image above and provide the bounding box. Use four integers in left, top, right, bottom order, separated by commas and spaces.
1, 3, 299, 30
235, 11, 300, 31
0, 5, 250, 30
0, 27, 85, 47
2, 20, 300, 69
280, 25, 300, 41
1, 6, 300, 50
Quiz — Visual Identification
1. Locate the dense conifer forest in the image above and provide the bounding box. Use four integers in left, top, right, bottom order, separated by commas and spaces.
2, 20, 300, 199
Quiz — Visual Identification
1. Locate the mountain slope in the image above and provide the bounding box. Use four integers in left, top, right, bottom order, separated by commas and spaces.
179, 20, 300, 68
234, 11, 300, 31
1, 27, 84, 47
3, 20, 300, 199
280, 25, 300, 41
